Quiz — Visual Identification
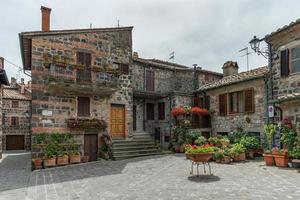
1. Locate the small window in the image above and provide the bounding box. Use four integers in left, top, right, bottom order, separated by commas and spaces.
219, 94, 227, 116
11, 117, 19, 126
120, 64, 129, 75
158, 102, 165, 120
77, 52, 91, 68
146, 70, 155, 91
146, 103, 155, 120
12, 101, 19, 108
229, 91, 244, 113
291, 47, 300, 74
77, 97, 90, 117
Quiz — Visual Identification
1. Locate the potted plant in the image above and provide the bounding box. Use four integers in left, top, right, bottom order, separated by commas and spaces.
185, 130, 201, 145
229, 143, 246, 162
220, 137, 230, 148
273, 149, 289, 167
290, 140, 300, 168
81, 155, 90, 163
32, 157, 43, 170
43, 142, 58, 168
208, 136, 222, 147
57, 152, 69, 166
213, 150, 224, 163
263, 124, 277, 166
240, 136, 260, 159
69, 142, 81, 164
280, 126, 297, 151
185, 144, 217, 162
99, 144, 110, 160
195, 136, 207, 146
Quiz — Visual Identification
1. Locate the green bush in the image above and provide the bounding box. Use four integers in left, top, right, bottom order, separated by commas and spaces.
240, 136, 260, 150
195, 136, 207, 146
186, 146, 216, 154
173, 126, 188, 145
44, 142, 59, 158
229, 143, 246, 156
264, 124, 277, 150
185, 130, 202, 144
228, 131, 246, 144
208, 136, 222, 146
280, 126, 297, 151
213, 150, 224, 160
289, 140, 300, 159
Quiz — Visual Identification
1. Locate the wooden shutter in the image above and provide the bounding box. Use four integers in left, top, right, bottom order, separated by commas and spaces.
204, 96, 210, 109
121, 64, 129, 75
146, 103, 155, 120
146, 71, 155, 91
280, 49, 290, 77
245, 89, 254, 113
219, 94, 227, 116
11, 117, 19, 126
158, 102, 165, 120
77, 52, 84, 65
78, 97, 90, 117
85, 53, 91, 68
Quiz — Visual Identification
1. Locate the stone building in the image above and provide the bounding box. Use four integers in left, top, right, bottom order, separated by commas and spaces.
132, 55, 222, 148
0, 57, 10, 158
264, 20, 300, 136
2, 77, 31, 151
196, 61, 268, 139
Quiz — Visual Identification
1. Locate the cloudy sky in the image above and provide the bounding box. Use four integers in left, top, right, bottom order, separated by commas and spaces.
1, 0, 300, 81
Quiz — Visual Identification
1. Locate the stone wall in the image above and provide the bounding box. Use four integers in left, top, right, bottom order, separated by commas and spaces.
2, 99, 31, 150
0, 85, 2, 158
205, 79, 265, 138
30, 29, 133, 157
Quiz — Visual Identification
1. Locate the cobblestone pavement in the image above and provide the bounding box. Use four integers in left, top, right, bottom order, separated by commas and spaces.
0, 153, 300, 200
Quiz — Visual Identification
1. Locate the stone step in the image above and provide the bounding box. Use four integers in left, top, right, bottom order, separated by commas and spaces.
112, 145, 156, 151
113, 149, 160, 155
113, 152, 163, 160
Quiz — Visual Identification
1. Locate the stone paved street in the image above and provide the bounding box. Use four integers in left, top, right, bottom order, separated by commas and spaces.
0, 153, 300, 200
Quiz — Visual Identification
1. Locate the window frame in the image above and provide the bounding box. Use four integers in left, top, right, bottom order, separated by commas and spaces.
290, 45, 300, 75
12, 100, 19, 108
11, 116, 19, 126
158, 102, 165, 120
77, 97, 91, 117
145, 70, 155, 91
146, 103, 155, 120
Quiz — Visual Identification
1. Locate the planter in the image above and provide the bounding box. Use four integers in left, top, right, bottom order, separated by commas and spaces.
186, 153, 213, 162
179, 145, 185, 153
272, 149, 288, 157
291, 159, 300, 168
174, 145, 181, 153
221, 156, 231, 164
246, 150, 254, 159
69, 154, 81, 164
44, 157, 56, 168
233, 153, 246, 162
273, 155, 289, 167
81, 155, 90, 163
263, 154, 275, 166
32, 159, 43, 170
57, 155, 69, 166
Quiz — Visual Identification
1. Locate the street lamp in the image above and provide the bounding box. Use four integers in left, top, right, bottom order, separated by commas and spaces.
249, 35, 268, 58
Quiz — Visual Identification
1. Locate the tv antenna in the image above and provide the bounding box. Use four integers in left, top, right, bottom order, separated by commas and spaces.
169, 51, 175, 62
239, 47, 251, 71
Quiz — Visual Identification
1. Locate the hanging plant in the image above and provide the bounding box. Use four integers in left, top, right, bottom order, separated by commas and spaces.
171, 107, 186, 117
191, 107, 202, 115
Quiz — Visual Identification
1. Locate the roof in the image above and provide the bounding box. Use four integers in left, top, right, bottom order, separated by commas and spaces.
197, 66, 268, 91
265, 19, 300, 40
0, 69, 9, 85
133, 57, 223, 76
19, 26, 134, 70
3, 87, 31, 100
276, 93, 300, 103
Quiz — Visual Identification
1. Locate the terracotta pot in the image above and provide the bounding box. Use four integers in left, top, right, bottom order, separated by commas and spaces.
81, 155, 89, 163
233, 153, 246, 162
263, 154, 274, 166
273, 155, 289, 167
32, 159, 43, 170
186, 153, 213, 162
179, 145, 185, 153
221, 156, 231, 164
44, 157, 56, 168
57, 155, 69, 166
70, 154, 81, 164
174, 145, 180, 153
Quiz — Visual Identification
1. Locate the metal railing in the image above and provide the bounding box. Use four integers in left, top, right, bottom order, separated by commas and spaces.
49, 64, 75, 80
76, 69, 92, 82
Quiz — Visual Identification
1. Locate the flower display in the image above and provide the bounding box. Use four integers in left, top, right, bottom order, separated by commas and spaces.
171, 107, 186, 117
190, 106, 209, 116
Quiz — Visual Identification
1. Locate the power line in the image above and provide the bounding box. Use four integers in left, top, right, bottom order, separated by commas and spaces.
3, 58, 31, 78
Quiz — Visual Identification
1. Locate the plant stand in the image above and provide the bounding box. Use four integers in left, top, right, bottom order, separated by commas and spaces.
190, 161, 212, 176
186, 153, 213, 176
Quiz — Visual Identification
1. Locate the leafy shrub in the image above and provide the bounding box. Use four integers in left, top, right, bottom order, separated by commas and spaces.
213, 150, 224, 160
208, 136, 222, 146
186, 130, 202, 144
173, 126, 188, 145
228, 131, 246, 144
289, 140, 300, 159
220, 137, 230, 147
229, 143, 246, 156
195, 136, 207, 146
185, 146, 216, 154
264, 124, 277, 150
280, 126, 297, 151
240, 136, 260, 150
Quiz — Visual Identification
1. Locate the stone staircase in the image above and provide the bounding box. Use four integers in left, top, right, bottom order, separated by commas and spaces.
111, 132, 163, 160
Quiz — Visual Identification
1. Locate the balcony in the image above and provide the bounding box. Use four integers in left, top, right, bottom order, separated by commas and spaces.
47, 64, 120, 97
66, 118, 107, 130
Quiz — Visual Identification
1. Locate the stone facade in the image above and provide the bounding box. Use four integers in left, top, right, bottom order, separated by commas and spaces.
2, 79, 31, 151
205, 79, 266, 137
266, 21, 300, 135
20, 27, 133, 158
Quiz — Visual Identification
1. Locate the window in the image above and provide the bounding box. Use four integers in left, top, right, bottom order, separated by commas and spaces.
158, 102, 165, 120
11, 117, 19, 126
146, 103, 155, 120
281, 49, 290, 77
12, 101, 19, 108
76, 52, 91, 67
291, 46, 300, 74
229, 91, 244, 113
219, 94, 227, 116
77, 97, 90, 117
146, 70, 155, 91
120, 64, 129, 75
77, 52, 91, 82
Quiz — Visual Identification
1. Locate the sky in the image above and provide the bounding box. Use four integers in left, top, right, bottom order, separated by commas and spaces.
1, 0, 300, 82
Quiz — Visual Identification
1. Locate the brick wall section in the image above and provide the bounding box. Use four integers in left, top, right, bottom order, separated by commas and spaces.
267, 23, 300, 134
205, 79, 265, 137
30, 29, 133, 157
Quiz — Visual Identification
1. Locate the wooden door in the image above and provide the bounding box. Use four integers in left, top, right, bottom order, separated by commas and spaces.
6, 135, 24, 150
111, 105, 125, 138
84, 134, 98, 161
133, 105, 137, 131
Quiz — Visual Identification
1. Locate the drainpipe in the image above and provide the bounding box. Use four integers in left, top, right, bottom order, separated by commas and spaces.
265, 41, 273, 124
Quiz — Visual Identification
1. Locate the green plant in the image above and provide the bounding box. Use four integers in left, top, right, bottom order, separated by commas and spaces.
208, 136, 222, 146
34, 134, 47, 144
240, 136, 260, 150
220, 137, 230, 147
100, 144, 108, 152
44, 142, 59, 159
213, 150, 224, 160
264, 124, 277, 150
195, 136, 207, 146
229, 131, 246, 144
280, 126, 297, 151
229, 143, 246, 156
185, 130, 202, 144
186, 146, 216, 154
173, 126, 188, 145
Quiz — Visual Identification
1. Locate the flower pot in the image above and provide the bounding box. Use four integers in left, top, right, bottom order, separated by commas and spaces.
81, 155, 90, 163
273, 155, 289, 167
186, 153, 213, 162
221, 156, 231, 164
57, 155, 69, 166
246, 150, 254, 159
174, 145, 180, 153
263, 154, 274, 166
69, 154, 81, 164
291, 159, 300, 168
32, 159, 43, 170
179, 145, 185, 153
44, 157, 56, 168
233, 153, 246, 162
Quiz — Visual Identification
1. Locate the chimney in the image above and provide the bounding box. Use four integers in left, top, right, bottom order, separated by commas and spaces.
222, 61, 239, 76
132, 52, 139, 59
11, 77, 17, 87
0, 57, 4, 69
41, 6, 51, 31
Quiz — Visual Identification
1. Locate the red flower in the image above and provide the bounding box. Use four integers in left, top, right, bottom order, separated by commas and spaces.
171, 107, 186, 117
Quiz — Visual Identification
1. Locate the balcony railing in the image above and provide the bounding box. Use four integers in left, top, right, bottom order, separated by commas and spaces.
76, 69, 92, 82
66, 118, 107, 130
